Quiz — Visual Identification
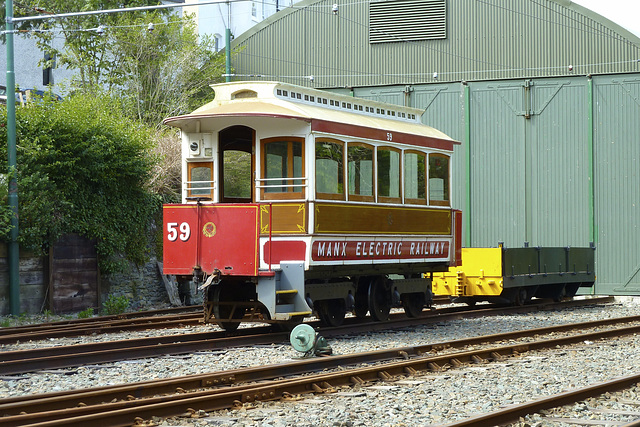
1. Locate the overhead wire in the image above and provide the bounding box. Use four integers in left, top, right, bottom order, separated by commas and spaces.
3, 0, 639, 82
478, 0, 639, 49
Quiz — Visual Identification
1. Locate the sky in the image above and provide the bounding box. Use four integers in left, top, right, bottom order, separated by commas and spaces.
572, 0, 640, 38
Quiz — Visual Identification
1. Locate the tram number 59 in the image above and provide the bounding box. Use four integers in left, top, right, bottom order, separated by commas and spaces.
167, 222, 191, 242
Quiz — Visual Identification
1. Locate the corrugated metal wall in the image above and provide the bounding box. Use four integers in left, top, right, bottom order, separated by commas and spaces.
338, 75, 640, 295
230, 1, 640, 294
529, 78, 592, 248
467, 81, 528, 248
233, 0, 640, 88
592, 74, 640, 294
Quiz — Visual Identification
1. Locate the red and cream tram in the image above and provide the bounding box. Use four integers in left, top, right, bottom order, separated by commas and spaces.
163, 81, 462, 330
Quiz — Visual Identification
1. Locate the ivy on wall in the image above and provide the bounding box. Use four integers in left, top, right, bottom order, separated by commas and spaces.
0, 93, 161, 274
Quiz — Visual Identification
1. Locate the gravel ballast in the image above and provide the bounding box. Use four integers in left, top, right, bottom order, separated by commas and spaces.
2, 297, 640, 426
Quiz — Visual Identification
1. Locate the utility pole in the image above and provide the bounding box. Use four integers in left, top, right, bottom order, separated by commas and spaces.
225, 1, 231, 82
5, 0, 20, 316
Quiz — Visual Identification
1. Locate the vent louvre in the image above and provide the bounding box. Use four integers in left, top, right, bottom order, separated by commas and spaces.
370, 0, 446, 44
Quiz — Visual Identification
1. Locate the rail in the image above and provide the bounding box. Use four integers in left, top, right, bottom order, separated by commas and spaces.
184, 180, 215, 193
255, 176, 308, 191
0, 297, 614, 376
0, 302, 636, 426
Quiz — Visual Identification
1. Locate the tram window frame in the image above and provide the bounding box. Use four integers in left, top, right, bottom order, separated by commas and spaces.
377, 146, 401, 204
260, 137, 305, 200
315, 139, 346, 201
404, 150, 428, 205
347, 142, 374, 203
187, 161, 214, 200
428, 153, 450, 206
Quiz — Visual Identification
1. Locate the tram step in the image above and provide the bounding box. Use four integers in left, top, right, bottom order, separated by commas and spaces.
276, 304, 295, 313
273, 311, 313, 320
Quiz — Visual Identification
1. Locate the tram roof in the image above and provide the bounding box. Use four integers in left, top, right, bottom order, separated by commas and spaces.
164, 81, 458, 151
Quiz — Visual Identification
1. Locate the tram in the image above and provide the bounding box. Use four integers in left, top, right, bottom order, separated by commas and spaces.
162, 81, 462, 330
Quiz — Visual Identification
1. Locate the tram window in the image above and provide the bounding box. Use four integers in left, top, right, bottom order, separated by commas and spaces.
261, 138, 305, 199
222, 150, 252, 200
404, 151, 427, 205
187, 162, 213, 200
377, 147, 401, 203
347, 143, 374, 202
316, 140, 345, 200
429, 153, 450, 206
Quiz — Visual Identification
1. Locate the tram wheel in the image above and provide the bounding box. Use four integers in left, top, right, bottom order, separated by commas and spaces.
402, 292, 426, 318
318, 299, 346, 327
212, 285, 246, 332
368, 276, 391, 321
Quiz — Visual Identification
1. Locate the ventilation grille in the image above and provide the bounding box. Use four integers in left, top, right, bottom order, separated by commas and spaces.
232, 90, 258, 99
369, 0, 446, 44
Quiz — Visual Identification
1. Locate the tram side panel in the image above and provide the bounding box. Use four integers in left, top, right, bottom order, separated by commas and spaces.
163, 204, 260, 278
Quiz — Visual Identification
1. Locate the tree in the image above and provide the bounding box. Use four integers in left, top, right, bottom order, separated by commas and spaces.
4, 1, 226, 127
4, 1, 169, 89
0, 93, 160, 274
113, 14, 226, 127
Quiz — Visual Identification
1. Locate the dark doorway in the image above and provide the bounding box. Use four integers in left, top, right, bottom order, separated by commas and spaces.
218, 126, 254, 203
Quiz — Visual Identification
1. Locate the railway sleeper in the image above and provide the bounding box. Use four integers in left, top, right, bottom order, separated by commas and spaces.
350, 376, 365, 385
471, 354, 486, 364
490, 351, 505, 361
428, 361, 443, 371
403, 366, 418, 375
377, 371, 393, 381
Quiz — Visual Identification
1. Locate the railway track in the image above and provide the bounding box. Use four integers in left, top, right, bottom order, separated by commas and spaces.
0, 297, 612, 376
0, 296, 450, 345
0, 301, 636, 426
447, 375, 640, 426
0, 306, 203, 345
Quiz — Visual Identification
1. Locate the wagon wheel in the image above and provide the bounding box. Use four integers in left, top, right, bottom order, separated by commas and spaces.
212, 285, 246, 332
368, 276, 391, 321
552, 285, 567, 302
402, 292, 426, 318
318, 299, 346, 327
354, 280, 370, 318
513, 287, 528, 306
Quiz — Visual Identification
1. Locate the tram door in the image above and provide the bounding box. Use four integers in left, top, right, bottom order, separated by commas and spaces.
218, 126, 254, 203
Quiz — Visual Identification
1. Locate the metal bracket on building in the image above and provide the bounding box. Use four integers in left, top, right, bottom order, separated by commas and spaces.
523, 79, 533, 119
403, 85, 414, 107
613, 80, 640, 108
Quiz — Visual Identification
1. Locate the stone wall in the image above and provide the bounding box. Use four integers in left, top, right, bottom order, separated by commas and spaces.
0, 245, 46, 316
0, 240, 193, 316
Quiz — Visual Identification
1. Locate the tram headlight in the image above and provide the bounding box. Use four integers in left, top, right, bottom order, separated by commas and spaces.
190, 141, 200, 155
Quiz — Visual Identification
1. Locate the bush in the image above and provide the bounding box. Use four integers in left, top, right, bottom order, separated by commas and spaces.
0, 93, 161, 273
103, 295, 129, 315
77, 308, 94, 319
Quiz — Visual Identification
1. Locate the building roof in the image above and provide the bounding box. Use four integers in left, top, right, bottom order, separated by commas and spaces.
230, 0, 640, 88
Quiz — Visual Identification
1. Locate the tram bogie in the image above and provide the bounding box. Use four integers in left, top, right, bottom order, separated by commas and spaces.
163, 81, 461, 330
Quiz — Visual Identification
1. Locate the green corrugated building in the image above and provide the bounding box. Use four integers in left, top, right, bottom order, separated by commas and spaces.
228, 0, 640, 295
